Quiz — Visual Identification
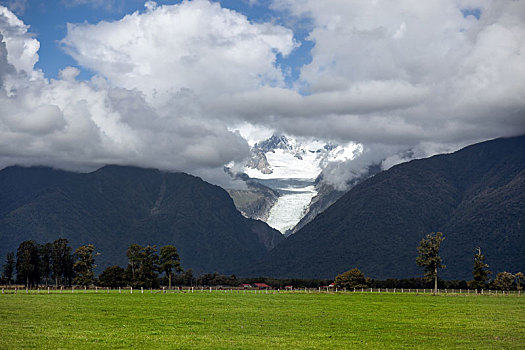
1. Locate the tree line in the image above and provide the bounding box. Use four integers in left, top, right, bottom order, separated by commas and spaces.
0, 239, 183, 289
1, 238, 81, 288
3, 233, 523, 290
335, 232, 524, 292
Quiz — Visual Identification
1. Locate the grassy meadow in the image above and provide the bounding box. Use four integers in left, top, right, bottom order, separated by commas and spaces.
0, 290, 524, 349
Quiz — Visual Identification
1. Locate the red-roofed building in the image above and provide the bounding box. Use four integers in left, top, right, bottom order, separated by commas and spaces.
253, 283, 271, 289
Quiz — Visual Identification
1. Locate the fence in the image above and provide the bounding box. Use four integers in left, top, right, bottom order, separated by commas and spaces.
0, 285, 522, 296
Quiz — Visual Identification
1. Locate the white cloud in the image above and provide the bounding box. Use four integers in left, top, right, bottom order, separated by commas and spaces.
0, 4, 253, 186
266, 0, 525, 144
61, 0, 297, 105
0, 5, 39, 77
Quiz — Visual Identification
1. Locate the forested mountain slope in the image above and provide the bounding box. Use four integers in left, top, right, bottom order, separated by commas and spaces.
0, 165, 283, 273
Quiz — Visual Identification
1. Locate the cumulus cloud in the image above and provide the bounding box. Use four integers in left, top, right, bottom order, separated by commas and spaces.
0, 3, 269, 185
61, 0, 296, 105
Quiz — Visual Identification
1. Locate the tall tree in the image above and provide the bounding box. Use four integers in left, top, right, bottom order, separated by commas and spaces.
416, 232, 445, 294
136, 245, 159, 289
51, 238, 73, 287
126, 243, 141, 284
469, 247, 491, 292
126, 244, 159, 288
73, 244, 97, 286
16, 240, 40, 288
39, 243, 53, 287
159, 245, 183, 289
3, 252, 15, 285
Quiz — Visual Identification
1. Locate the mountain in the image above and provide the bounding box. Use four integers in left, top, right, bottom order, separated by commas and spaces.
245, 135, 525, 280
236, 134, 362, 234
0, 165, 283, 274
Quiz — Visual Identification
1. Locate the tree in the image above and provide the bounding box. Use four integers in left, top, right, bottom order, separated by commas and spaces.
136, 245, 159, 288
98, 266, 126, 288
73, 244, 97, 286
126, 243, 142, 283
51, 238, 73, 287
492, 272, 515, 291
16, 240, 40, 288
159, 245, 183, 289
469, 247, 490, 292
39, 243, 53, 287
334, 268, 369, 289
126, 244, 159, 288
416, 232, 445, 294
2, 252, 15, 285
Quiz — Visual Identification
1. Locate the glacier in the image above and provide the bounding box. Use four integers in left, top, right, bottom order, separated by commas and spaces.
242, 136, 362, 234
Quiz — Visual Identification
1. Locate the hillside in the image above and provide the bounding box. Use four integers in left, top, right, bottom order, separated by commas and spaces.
0, 165, 283, 274
246, 135, 525, 280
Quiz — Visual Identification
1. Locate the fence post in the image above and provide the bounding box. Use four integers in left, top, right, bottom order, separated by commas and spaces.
1, 288, 3, 294
48, 287, 50, 294
119, 287, 121, 294
141, 287, 144, 294
210, 287, 212, 293
72, 287, 74, 293
15, 287, 17, 294
192, 287, 194, 293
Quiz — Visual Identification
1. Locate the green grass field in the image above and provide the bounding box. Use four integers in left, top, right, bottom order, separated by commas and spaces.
1, 291, 524, 349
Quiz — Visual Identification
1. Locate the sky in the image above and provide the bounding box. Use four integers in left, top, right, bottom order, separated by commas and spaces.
0, 0, 524, 189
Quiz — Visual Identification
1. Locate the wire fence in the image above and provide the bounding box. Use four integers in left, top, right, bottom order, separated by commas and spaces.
0, 285, 522, 296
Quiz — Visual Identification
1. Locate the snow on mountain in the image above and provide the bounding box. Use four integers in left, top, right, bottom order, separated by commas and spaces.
243, 134, 362, 234
266, 184, 317, 233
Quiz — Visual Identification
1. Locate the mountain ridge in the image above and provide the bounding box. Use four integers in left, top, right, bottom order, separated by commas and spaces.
244, 135, 525, 280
